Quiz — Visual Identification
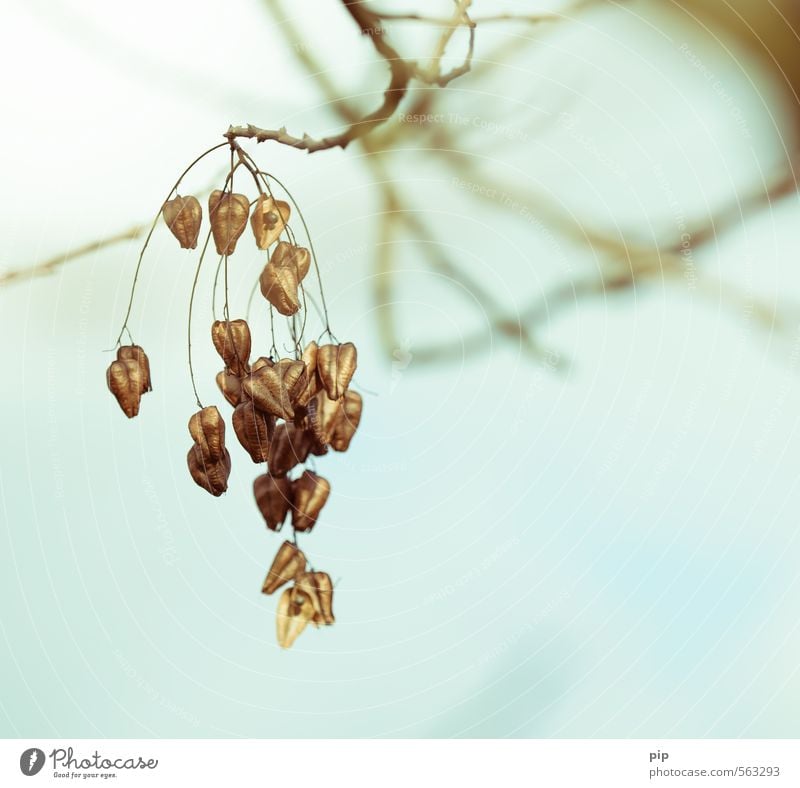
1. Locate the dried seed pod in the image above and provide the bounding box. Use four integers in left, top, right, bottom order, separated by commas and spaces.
317, 342, 357, 400
306, 390, 343, 448
251, 356, 273, 372
162, 195, 202, 249
232, 400, 274, 463
259, 259, 300, 316
253, 473, 293, 531
331, 390, 362, 452
290, 471, 331, 532
267, 423, 312, 477
275, 586, 315, 649
106, 358, 143, 418
250, 194, 290, 249
188, 405, 226, 462
186, 444, 231, 496
216, 370, 243, 407
294, 341, 320, 408
116, 345, 152, 393
295, 572, 324, 621
242, 359, 306, 421
208, 190, 249, 255
211, 319, 251, 376
311, 572, 335, 625
270, 241, 311, 282
263, 540, 306, 595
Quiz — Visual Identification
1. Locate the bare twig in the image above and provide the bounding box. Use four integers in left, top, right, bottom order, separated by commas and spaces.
0, 225, 146, 286
227, 0, 414, 151
413, 0, 475, 88
227, 0, 482, 151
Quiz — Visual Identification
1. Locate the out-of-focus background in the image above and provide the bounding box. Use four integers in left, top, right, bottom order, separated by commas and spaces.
2, 0, 800, 737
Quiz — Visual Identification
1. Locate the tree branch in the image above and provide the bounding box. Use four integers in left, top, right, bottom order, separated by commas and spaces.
0, 225, 146, 286
226, 0, 476, 151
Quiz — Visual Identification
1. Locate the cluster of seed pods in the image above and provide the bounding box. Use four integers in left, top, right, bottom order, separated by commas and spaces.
106, 142, 362, 648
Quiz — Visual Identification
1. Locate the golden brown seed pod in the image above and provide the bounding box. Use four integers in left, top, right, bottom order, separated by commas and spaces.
116, 345, 152, 393
330, 390, 362, 452
294, 341, 320, 408
311, 572, 335, 625
188, 405, 226, 462
275, 586, 315, 649
250, 194, 290, 250
267, 423, 312, 477
186, 444, 231, 497
253, 473, 293, 532
232, 400, 274, 463
290, 470, 331, 532
211, 319, 251, 376
216, 370, 243, 407
208, 190, 250, 255
306, 390, 343, 448
263, 540, 306, 595
270, 241, 311, 282
317, 342, 358, 400
242, 359, 306, 421
259, 260, 300, 316
295, 572, 324, 621
251, 356, 274, 372
106, 359, 143, 418
162, 195, 202, 249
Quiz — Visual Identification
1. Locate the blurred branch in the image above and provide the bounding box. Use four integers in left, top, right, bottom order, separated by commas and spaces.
227, 0, 479, 151
0, 225, 146, 286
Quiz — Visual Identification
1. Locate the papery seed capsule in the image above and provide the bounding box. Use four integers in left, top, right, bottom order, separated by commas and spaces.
259, 260, 300, 316
116, 345, 152, 393
232, 400, 274, 463
275, 586, 314, 649
294, 341, 320, 408
317, 342, 357, 400
311, 572, 335, 625
306, 390, 343, 448
242, 359, 306, 421
188, 405, 226, 462
186, 443, 231, 496
211, 319, 251, 376
267, 423, 312, 477
330, 390, 362, 452
216, 370, 243, 407
270, 241, 311, 282
163, 195, 202, 249
263, 540, 306, 595
250, 194, 290, 250
106, 358, 143, 418
208, 190, 250, 255
253, 473, 293, 531
290, 471, 330, 532
294, 572, 324, 622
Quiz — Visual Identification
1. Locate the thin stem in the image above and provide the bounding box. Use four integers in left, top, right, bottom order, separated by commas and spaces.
223, 149, 235, 323
260, 170, 336, 340
188, 231, 215, 409
301, 288, 331, 332
113, 141, 228, 347
297, 280, 309, 354
211, 256, 223, 321
269, 305, 278, 358
223, 255, 230, 322
245, 274, 260, 323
